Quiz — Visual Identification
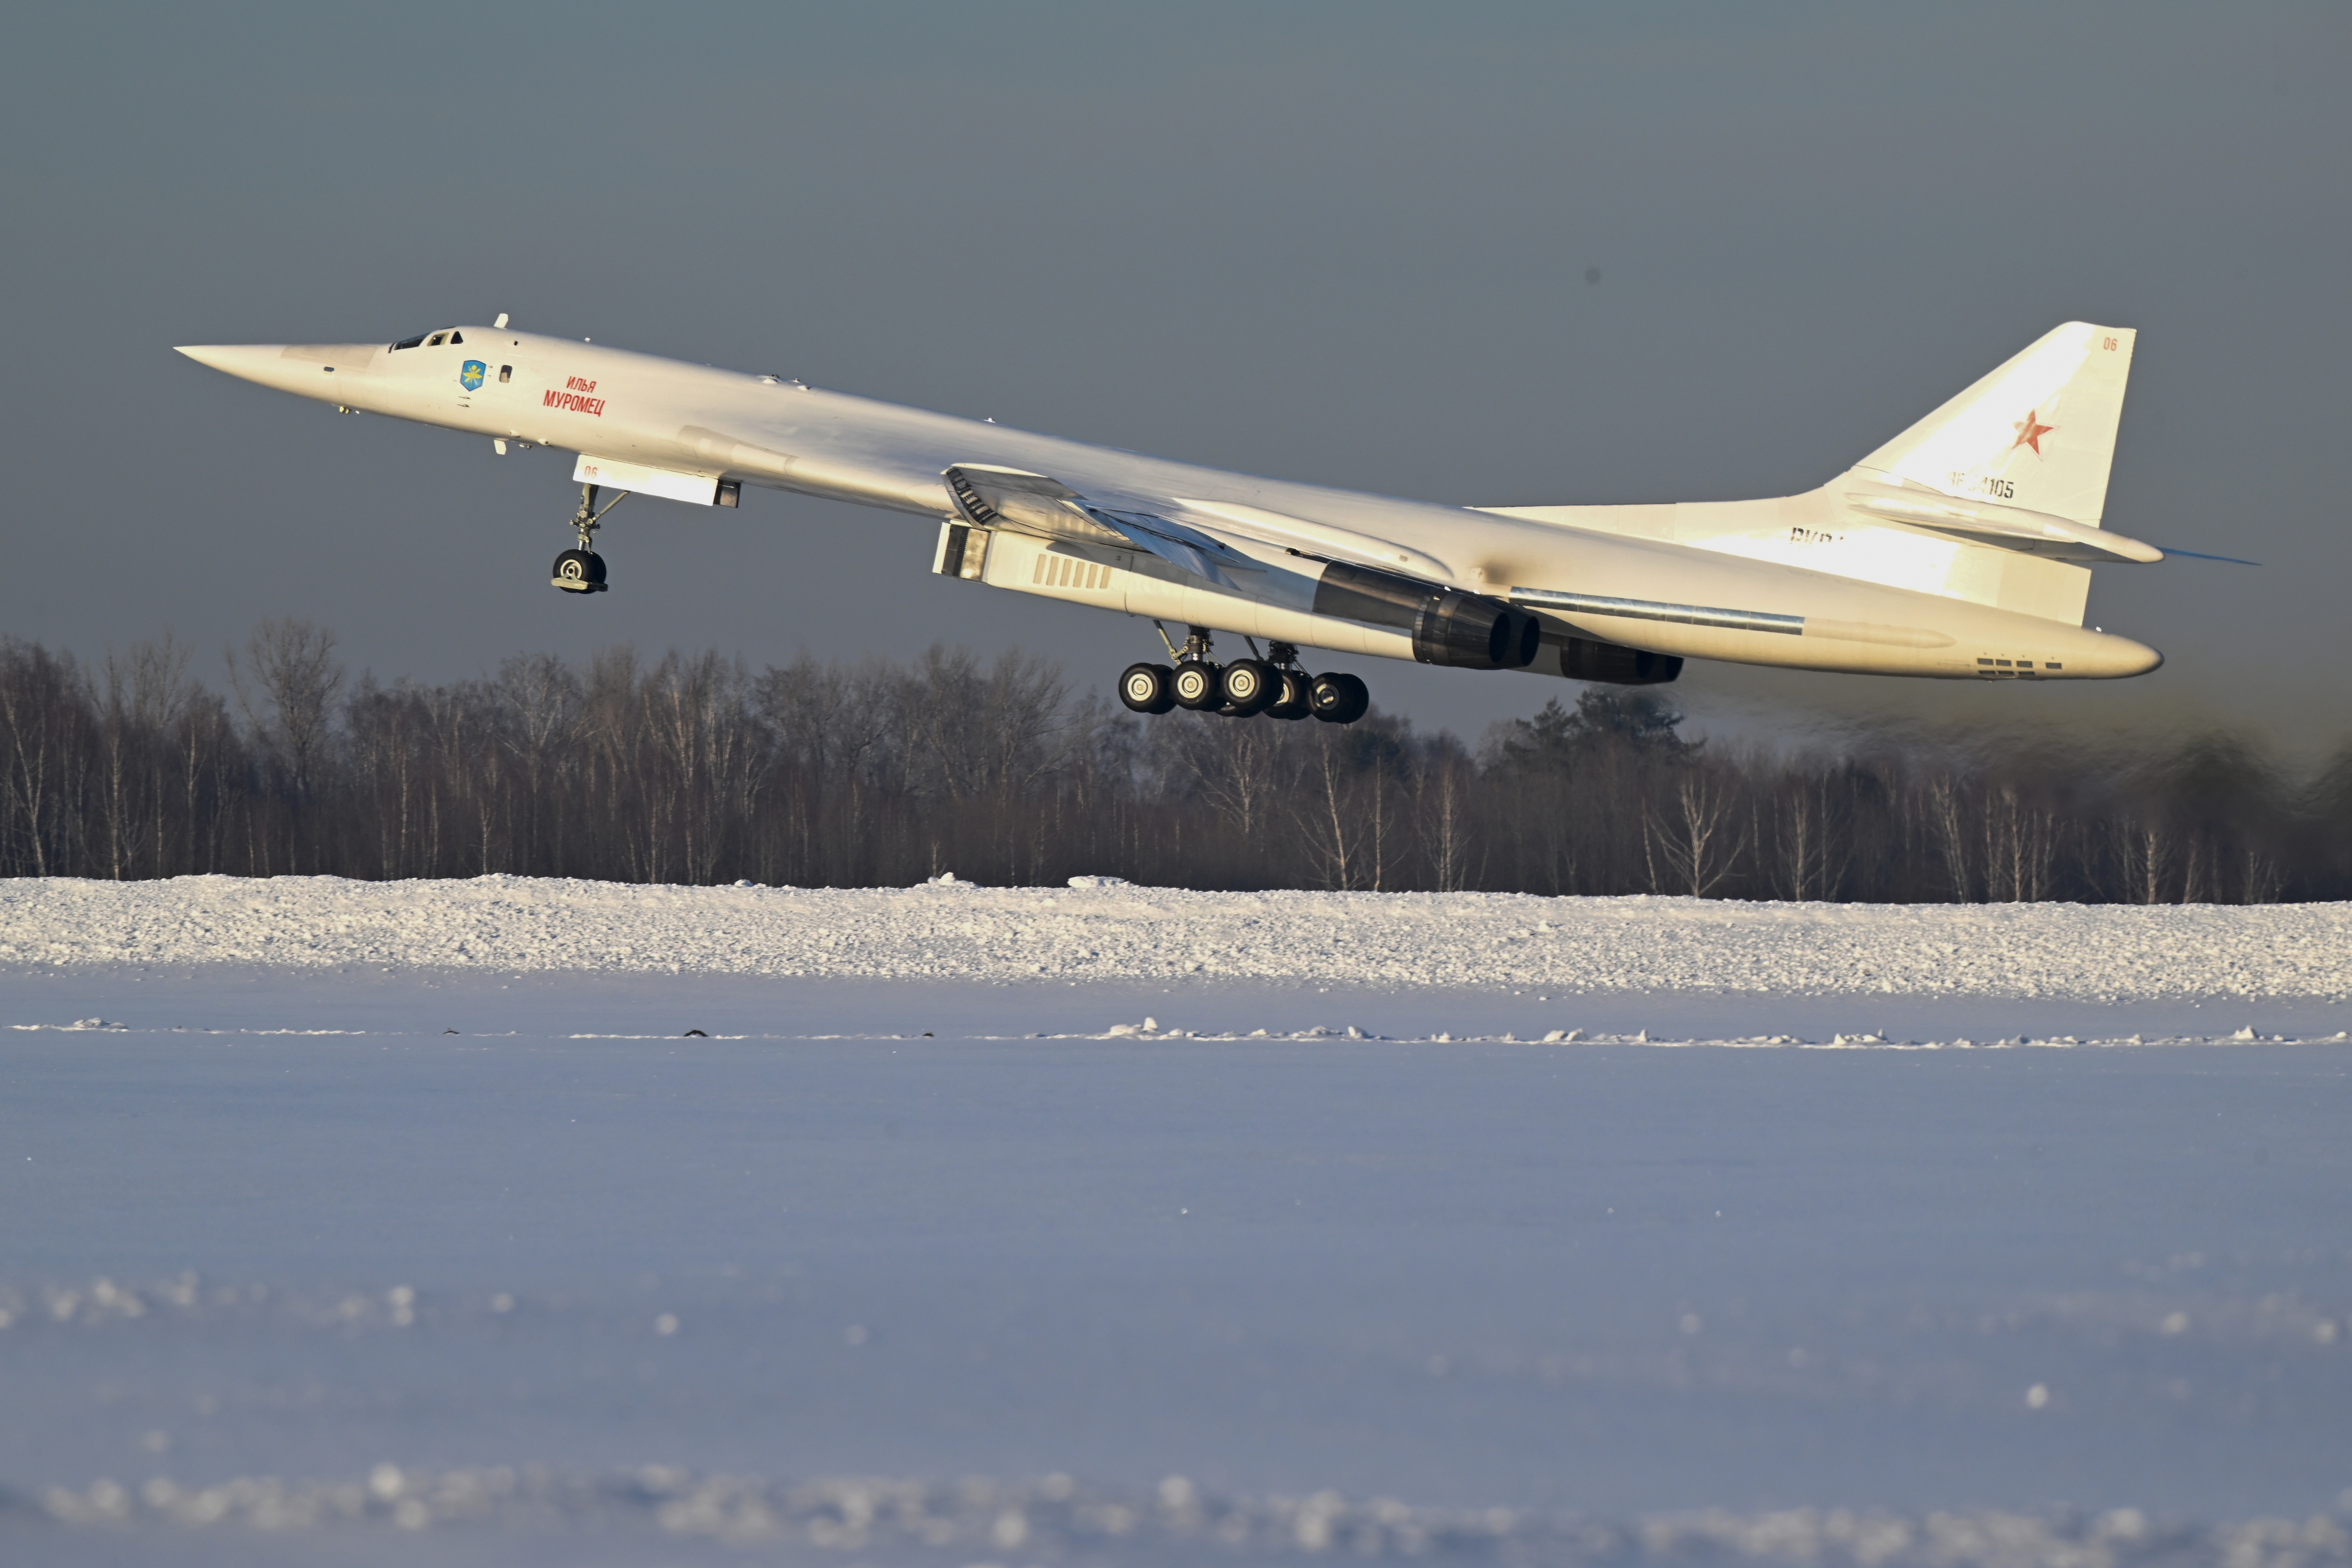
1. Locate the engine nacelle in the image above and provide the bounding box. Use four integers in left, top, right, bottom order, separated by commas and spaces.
1556, 633, 1682, 685
1311, 561, 1540, 670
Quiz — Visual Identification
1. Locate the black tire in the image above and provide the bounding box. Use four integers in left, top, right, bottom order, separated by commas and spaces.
1171, 660, 1223, 711
552, 548, 607, 592
1118, 662, 1176, 715
1265, 668, 1312, 720
1308, 671, 1370, 724
1218, 658, 1277, 716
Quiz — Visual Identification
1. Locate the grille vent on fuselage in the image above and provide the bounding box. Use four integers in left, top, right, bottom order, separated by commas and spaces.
1035, 554, 1111, 591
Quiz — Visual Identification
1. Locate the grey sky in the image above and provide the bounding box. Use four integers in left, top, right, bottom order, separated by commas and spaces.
3, 4, 2344, 752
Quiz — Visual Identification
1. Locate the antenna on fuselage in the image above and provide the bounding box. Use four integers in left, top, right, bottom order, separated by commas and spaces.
494, 312, 510, 329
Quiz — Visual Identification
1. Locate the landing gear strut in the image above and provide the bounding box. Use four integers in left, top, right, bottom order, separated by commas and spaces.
1115, 628, 1370, 724
551, 483, 628, 594
1158, 624, 1217, 711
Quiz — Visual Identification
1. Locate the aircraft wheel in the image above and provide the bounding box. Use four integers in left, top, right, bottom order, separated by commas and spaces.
1265, 669, 1312, 720
1218, 658, 1278, 716
1308, 671, 1369, 724
1171, 660, 1223, 711
1118, 662, 1177, 715
552, 548, 608, 593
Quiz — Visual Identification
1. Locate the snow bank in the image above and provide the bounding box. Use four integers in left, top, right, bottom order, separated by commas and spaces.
3, 876, 2347, 998
32, 1465, 2351, 1568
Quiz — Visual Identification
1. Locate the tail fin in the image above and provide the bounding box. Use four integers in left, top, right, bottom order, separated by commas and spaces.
1857, 322, 2135, 528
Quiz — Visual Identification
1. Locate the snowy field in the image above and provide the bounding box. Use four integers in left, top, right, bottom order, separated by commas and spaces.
8, 873, 2352, 997
3, 878, 2350, 1568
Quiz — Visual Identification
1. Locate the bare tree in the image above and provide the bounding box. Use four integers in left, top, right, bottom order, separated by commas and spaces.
1645, 766, 1747, 897
178, 688, 238, 875
755, 655, 895, 885
1981, 785, 2056, 902
2112, 816, 2174, 905
0, 641, 91, 876
1768, 764, 1851, 902
900, 645, 1077, 804
2243, 848, 2283, 904
644, 651, 763, 885
1417, 744, 1479, 893
121, 636, 198, 877
1919, 773, 1977, 902
497, 653, 579, 873
1164, 710, 1294, 841
1294, 727, 1366, 889
229, 618, 345, 801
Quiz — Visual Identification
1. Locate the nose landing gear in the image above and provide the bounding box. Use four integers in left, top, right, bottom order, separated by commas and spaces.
552, 547, 606, 593
1116, 629, 1368, 724
551, 483, 628, 595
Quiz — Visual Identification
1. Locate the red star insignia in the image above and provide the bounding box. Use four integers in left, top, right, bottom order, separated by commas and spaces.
2011, 408, 2055, 456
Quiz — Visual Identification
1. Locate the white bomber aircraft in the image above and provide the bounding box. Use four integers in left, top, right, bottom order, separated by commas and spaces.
179, 316, 2182, 723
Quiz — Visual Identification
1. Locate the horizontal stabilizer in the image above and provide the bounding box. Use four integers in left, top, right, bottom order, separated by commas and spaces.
1842, 488, 2161, 564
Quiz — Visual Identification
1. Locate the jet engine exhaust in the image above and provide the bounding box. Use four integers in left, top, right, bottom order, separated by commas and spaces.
1310, 561, 1541, 670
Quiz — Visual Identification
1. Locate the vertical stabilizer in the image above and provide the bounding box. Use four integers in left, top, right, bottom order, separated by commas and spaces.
1857, 322, 2135, 527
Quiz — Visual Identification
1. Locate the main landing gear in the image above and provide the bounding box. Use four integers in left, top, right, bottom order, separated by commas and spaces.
1118, 629, 1370, 724
551, 483, 628, 594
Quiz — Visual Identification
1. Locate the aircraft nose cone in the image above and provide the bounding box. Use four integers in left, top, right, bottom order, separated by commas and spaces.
178, 342, 373, 399
176, 343, 287, 381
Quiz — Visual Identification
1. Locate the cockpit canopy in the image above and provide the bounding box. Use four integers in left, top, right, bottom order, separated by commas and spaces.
390, 328, 463, 350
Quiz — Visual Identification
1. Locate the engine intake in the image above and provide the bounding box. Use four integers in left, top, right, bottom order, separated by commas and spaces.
1311, 561, 1540, 670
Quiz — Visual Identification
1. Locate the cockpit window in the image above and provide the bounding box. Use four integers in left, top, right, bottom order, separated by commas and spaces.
427, 332, 448, 347
448, 330, 463, 344
392, 334, 426, 350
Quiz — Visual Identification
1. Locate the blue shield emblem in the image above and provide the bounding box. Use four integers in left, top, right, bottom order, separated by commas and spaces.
460, 360, 487, 392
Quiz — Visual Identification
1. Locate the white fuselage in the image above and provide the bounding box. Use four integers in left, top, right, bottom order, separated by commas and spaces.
177, 327, 2164, 682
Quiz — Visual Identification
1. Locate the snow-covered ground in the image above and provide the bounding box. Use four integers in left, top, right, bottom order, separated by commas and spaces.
6, 873, 2352, 997
3, 878, 2349, 1566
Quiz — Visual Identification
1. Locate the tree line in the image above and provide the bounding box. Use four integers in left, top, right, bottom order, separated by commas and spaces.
0, 620, 2343, 902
